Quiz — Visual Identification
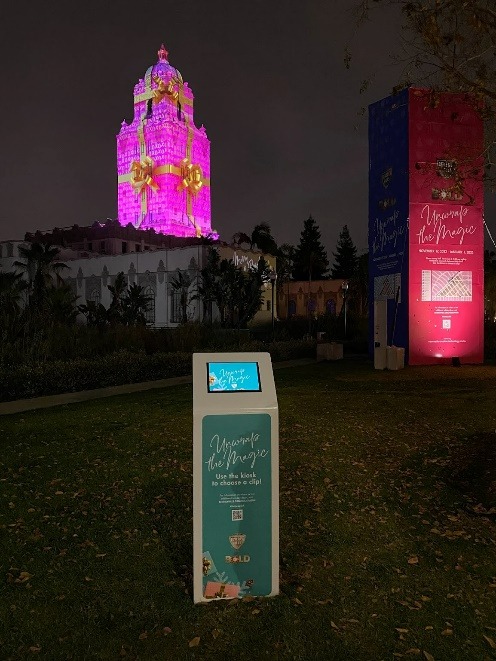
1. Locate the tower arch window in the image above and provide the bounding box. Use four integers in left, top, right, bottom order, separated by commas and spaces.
288, 299, 296, 317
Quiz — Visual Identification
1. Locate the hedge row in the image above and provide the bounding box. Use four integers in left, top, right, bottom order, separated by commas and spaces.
0, 340, 315, 402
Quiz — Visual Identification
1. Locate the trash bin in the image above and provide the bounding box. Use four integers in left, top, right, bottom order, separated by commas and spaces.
386, 346, 405, 370
374, 346, 387, 370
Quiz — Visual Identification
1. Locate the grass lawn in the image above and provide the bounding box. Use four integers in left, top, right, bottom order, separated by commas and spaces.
1, 360, 496, 660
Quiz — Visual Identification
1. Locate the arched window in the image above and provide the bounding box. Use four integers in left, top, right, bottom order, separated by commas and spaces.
307, 297, 317, 313
88, 288, 100, 306
288, 299, 296, 317
143, 286, 155, 324
326, 299, 336, 315
170, 290, 182, 324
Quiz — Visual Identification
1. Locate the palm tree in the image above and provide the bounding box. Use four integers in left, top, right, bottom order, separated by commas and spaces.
0, 271, 29, 351
231, 232, 251, 249
0, 270, 27, 316
44, 284, 79, 326
122, 284, 151, 326
107, 272, 128, 322
250, 223, 278, 255
277, 243, 296, 318
170, 269, 193, 324
77, 300, 111, 328
14, 242, 68, 306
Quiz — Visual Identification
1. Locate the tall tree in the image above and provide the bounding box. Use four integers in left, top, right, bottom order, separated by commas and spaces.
331, 225, 358, 279
250, 223, 278, 255
277, 243, 296, 316
292, 216, 329, 281
349, 252, 369, 318
352, 0, 496, 175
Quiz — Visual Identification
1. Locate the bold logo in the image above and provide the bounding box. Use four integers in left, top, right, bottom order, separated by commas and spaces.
436, 159, 457, 179
229, 534, 246, 550
381, 167, 393, 188
225, 555, 250, 563
432, 187, 463, 202
378, 197, 397, 210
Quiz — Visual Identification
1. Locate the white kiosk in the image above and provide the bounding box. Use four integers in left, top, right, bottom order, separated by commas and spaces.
192, 352, 279, 604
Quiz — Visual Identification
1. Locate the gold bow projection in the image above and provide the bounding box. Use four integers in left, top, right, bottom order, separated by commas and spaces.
134, 70, 191, 109
152, 74, 180, 105
179, 158, 203, 195
130, 156, 159, 194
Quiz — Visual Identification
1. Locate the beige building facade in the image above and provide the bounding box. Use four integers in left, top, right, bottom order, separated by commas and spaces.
277, 279, 347, 319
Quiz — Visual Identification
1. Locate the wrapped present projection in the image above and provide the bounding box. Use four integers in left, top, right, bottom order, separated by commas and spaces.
369, 88, 484, 365
117, 44, 213, 238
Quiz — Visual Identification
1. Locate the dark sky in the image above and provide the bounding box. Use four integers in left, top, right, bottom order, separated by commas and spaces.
0, 0, 448, 256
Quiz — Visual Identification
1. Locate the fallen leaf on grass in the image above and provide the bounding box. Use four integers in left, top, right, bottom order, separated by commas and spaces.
408, 556, 419, 565
189, 637, 200, 648
423, 652, 435, 661
163, 627, 172, 635
483, 635, 496, 649
330, 621, 339, 630
405, 649, 421, 655
16, 571, 33, 583
441, 629, 453, 636
212, 629, 221, 640
28, 646, 41, 653
396, 628, 409, 634
138, 631, 148, 640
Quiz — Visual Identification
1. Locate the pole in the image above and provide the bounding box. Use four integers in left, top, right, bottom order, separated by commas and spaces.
271, 277, 275, 341
344, 295, 347, 339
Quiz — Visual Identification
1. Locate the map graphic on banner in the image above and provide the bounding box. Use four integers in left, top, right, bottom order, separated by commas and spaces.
421, 270, 472, 302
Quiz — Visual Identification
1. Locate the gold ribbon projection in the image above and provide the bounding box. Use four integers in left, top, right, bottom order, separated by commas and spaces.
118, 68, 209, 234
151, 74, 180, 105
130, 156, 159, 194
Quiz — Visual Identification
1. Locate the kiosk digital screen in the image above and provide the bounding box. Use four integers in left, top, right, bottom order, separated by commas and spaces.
207, 361, 261, 393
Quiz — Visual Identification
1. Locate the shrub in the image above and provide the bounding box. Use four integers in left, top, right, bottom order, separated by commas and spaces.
0, 351, 191, 402
0, 339, 315, 402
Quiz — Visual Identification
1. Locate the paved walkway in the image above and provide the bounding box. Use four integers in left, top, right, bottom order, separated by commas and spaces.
0, 358, 315, 416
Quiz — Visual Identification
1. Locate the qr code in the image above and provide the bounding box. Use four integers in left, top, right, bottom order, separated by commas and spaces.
232, 509, 243, 521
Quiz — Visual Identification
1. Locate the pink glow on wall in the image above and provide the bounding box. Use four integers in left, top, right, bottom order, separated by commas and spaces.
117, 45, 214, 238
408, 89, 484, 364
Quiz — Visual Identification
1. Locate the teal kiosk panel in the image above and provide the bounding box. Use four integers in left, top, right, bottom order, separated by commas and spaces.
193, 352, 279, 603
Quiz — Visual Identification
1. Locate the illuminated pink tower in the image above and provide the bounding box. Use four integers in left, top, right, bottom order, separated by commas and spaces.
117, 44, 212, 237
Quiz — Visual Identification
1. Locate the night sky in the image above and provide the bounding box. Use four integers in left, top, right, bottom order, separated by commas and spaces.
1, 0, 477, 257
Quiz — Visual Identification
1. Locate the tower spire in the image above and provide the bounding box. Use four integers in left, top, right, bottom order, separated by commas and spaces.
157, 44, 169, 62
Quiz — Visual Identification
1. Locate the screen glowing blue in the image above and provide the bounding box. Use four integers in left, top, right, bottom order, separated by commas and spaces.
207, 362, 261, 392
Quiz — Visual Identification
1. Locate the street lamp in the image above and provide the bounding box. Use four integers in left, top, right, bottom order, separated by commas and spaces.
269, 271, 277, 341
341, 280, 349, 339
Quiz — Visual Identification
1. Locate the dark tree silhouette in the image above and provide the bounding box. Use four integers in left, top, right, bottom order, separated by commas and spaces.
331, 225, 358, 279
292, 216, 329, 281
